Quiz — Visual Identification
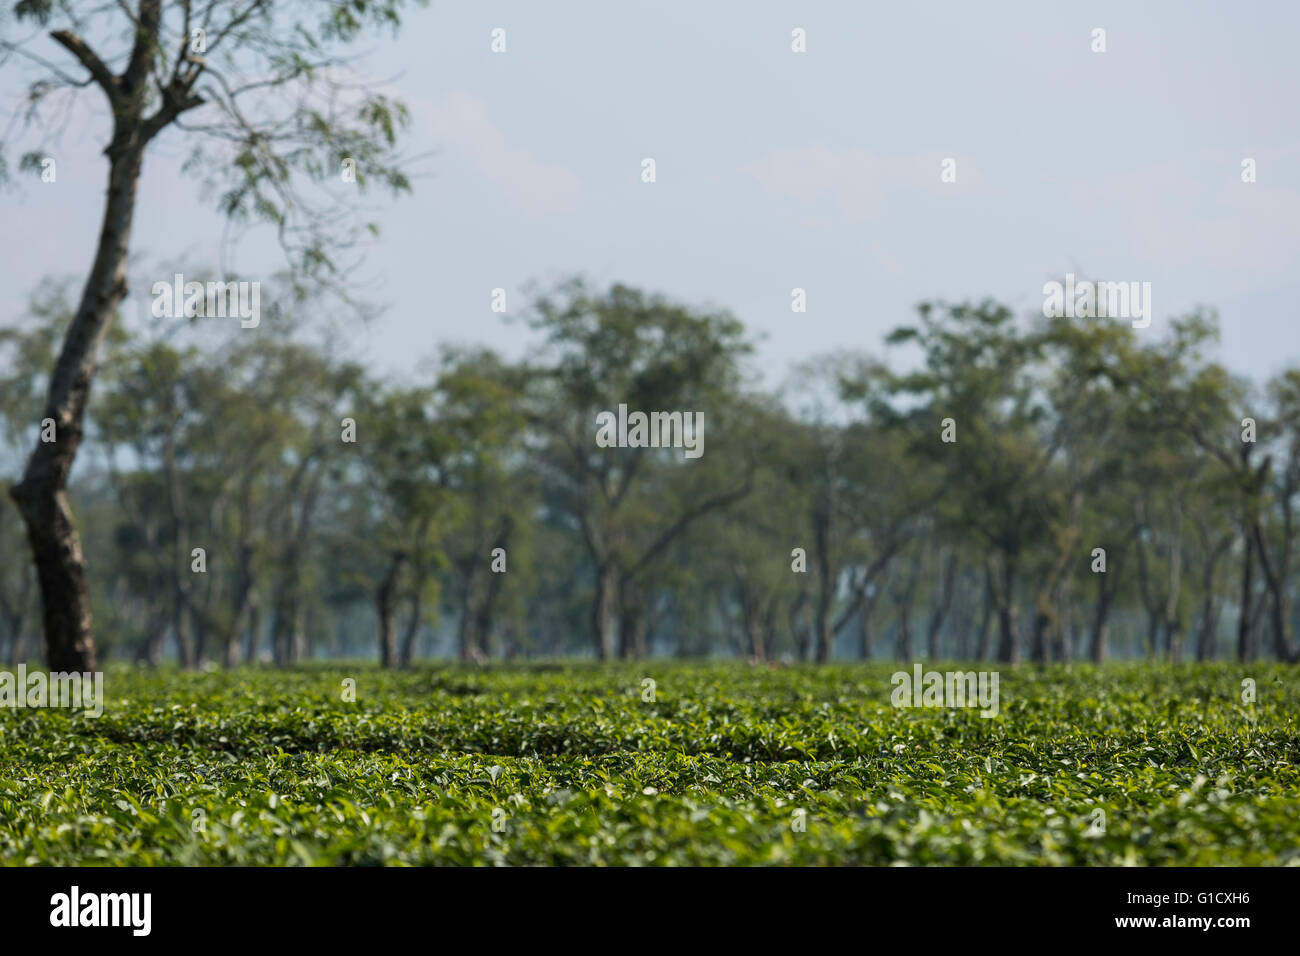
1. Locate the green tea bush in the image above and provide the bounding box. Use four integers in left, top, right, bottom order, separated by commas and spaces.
0, 663, 1295, 865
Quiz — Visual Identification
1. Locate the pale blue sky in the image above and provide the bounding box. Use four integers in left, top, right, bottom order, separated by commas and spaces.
4, 0, 1299, 386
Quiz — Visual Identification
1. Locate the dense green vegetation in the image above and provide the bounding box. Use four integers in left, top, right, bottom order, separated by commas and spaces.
1, 662, 1295, 865
6, 281, 1300, 670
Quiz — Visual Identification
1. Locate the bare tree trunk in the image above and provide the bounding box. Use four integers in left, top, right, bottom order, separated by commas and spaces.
1164, 507, 1184, 662
1253, 520, 1297, 663
1030, 598, 1053, 663
617, 578, 647, 660
789, 590, 811, 661
1238, 524, 1255, 663
925, 550, 958, 659
472, 519, 512, 658
739, 581, 768, 660
1, 568, 33, 666
989, 553, 1019, 663
893, 560, 920, 659
136, 605, 167, 666
974, 563, 994, 661
858, 586, 881, 660
10, 144, 147, 672
222, 557, 255, 669
813, 505, 835, 663
591, 562, 617, 661
1195, 555, 1224, 663
163, 437, 198, 669
243, 594, 262, 664
376, 551, 407, 669
457, 556, 483, 661
1089, 570, 1116, 663
399, 583, 423, 668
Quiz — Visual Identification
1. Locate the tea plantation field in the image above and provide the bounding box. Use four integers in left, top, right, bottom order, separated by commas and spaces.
1, 663, 1297, 865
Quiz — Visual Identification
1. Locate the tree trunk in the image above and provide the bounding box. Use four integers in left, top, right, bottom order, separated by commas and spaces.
1164, 507, 1184, 662
812, 508, 835, 663
136, 606, 167, 666
893, 566, 918, 660
456, 552, 485, 661
1238, 524, 1255, 663
739, 582, 767, 661
399, 583, 423, 668
925, 551, 958, 659
1195, 583, 1222, 662
858, 587, 881, 660
617, 576, 649, 660
789, 590, 811, 661
222, 573, 254, 669
376, 551, 407, 668
472, 519, 512, 658
1, 570, 33, 666
990, 554, 1019, 663
244, 594, 262, 664
591, 562, 617, 660
974, 564, 994, 661
1089, 571, 1115, 663
1252, 520, 1296, 663
9, 139, 147, 672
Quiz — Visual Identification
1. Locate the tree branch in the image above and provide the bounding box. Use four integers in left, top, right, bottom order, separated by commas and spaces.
49, 30, 119, 103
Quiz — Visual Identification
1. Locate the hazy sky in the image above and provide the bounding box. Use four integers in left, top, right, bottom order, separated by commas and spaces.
4, 0, 1299, 387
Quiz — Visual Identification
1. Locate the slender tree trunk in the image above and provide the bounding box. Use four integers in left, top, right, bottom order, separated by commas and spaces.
1195, 574, 1223, 662
1089, 571, 1115, 663
10, 143, 146, 672
739, 582, 767, 661
134, 601, 167, 666
222, 556, 255, 670
399, 583, 423, 668
1, 571, 32, 666
1238, 524, 1255, 663
1054, 577, 1074, 662
376, 551, 407, 669
813, 508, 835, 663
617, 591, 647, 660
925, 551, 958, 659
244, 594, 262, 664
990, 554, 1019, 663
1252, 521, 1296, 663
1164, 507, 1184, 662
163, 437, 197, 669
974, 564, 994, 661
472, 519, 512, 658
892, 556, 922, 660
457, 558, 483, 661
789, 590, 811, 661
858, 587, 881, 660
592, 562, 617, 661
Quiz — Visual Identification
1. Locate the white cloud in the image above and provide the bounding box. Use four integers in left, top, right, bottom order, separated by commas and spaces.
1065, 160, 1300, 281
746, 145, 983, 218
747, 145, 881, 216
421, 91, 582, 217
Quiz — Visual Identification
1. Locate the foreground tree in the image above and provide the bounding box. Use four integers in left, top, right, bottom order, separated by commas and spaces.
0, 0, 420, 669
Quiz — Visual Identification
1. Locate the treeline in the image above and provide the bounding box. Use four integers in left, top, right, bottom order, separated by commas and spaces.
1, 276, 1297, 665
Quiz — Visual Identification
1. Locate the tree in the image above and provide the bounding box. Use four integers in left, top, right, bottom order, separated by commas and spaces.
524, 278, 757, 659
429, 348, 533, 664
0, 0, 420, 669
883, 301, 1051, 663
